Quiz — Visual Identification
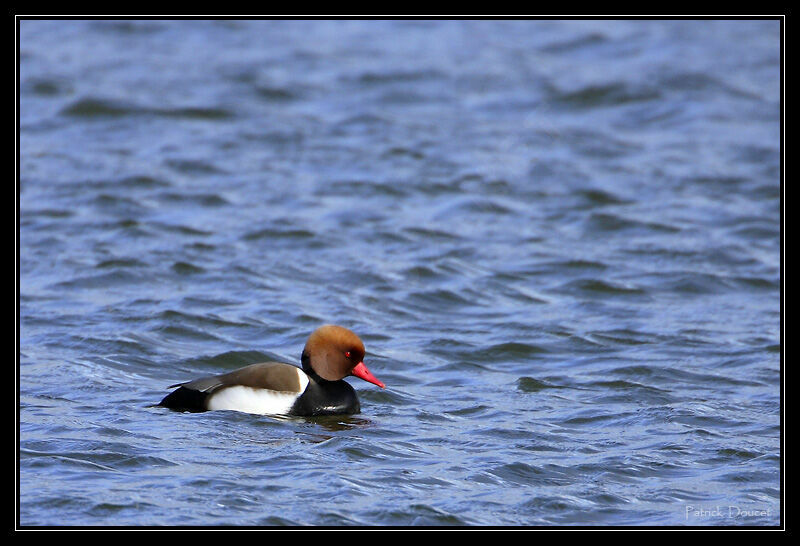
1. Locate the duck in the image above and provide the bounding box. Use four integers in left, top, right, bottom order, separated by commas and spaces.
158, 324, 384, 416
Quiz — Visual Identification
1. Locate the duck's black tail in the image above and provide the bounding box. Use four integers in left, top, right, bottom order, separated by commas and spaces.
158, 386, 209, 413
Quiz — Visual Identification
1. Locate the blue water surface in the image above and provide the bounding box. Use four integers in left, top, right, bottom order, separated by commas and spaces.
19, 19, 781, 527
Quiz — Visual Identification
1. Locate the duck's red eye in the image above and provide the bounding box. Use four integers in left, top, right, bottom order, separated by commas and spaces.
345, 351, 351, 359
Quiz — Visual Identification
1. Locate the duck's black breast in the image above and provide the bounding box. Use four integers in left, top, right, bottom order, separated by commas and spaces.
289, 376, 360, 416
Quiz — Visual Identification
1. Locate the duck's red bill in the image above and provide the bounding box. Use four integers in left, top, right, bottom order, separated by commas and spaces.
351, 361, 385, 388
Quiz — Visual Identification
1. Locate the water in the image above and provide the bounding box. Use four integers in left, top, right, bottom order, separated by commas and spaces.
18, 19, 782, 527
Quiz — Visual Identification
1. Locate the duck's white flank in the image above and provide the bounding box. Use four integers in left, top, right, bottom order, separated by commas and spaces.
206, 368, 309, 415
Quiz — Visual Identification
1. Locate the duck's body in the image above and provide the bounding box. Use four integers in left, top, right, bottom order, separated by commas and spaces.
159, 361, 363, 416
158, 325, 384, 417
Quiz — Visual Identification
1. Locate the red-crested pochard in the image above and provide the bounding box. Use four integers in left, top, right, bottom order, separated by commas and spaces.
158, 325, 384, 416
